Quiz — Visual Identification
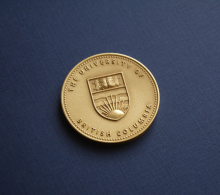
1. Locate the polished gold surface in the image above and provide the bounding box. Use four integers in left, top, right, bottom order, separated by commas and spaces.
61, 53, 160, 143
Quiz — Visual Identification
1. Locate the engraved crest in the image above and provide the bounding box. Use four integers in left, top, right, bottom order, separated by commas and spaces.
87, 72, 129, 121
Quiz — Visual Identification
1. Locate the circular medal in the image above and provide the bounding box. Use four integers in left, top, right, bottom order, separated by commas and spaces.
61, 53, 160, 143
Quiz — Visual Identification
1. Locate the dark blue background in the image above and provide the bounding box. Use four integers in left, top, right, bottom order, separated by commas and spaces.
1, 0, 220, 194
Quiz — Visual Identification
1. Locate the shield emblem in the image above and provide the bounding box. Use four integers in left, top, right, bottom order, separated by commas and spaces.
87, 72, 129, 121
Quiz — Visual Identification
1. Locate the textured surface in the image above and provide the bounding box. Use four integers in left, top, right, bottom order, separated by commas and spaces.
1, 0, 220, 194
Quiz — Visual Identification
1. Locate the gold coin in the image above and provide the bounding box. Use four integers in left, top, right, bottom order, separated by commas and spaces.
61, 53, 160, 143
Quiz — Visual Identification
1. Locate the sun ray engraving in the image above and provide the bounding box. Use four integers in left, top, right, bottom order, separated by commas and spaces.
103, 100, 111, 112
100, 107, 108, 114
118, 97, 121, 110
98, 95, 128, 120
101, 105, 109, 112
110, 95, 115, 110
115, 95, 117, 110
106, 97, 113, 110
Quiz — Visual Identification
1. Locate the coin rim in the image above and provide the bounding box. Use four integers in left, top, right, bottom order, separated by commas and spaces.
61, 53, 160, 143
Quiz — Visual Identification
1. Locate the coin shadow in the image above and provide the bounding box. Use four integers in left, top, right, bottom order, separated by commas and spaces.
58, 104, 149, 152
